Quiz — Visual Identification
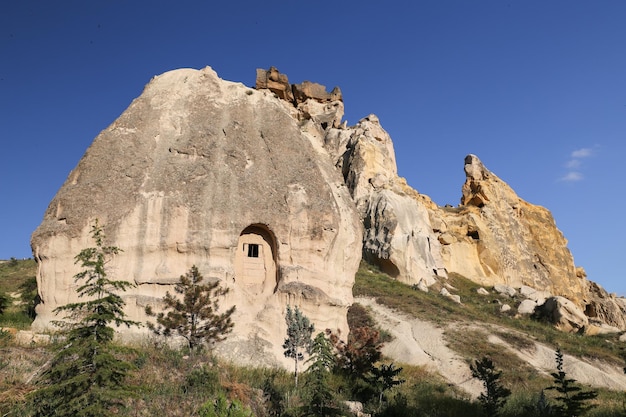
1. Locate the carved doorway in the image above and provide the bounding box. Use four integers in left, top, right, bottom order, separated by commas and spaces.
234, 224, 277, 295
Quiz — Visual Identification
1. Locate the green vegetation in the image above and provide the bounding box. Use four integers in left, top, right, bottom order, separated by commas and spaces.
329, 303, 384, 379
547, 347, 598, 417
355, 262, 624, 365
198, 393, 253, 417
145, 264, 235, 353
0, 291, 9, 315
28, 221, 139, 417
283, 305, 314, 387
471, 357, 511, 416
367, 362, 405, 411
303, 332, 338, 416
0, 258, 38, 329
0, 258, 37, 294
2, 258, 626, 416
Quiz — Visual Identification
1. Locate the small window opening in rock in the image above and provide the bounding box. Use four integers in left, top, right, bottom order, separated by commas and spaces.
321, 122, 328, 130
467, 230, 480, 240
247, 244, 259, 258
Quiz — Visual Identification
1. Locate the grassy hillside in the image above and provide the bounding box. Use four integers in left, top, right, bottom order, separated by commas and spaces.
355, 262, 624, 365
1, 259, 625, 416
354, 261, 626, 415
0, 258, 37, 329
0, 258, 36, 294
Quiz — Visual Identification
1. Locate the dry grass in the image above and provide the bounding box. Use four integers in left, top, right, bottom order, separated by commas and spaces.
355, 261, 625, 366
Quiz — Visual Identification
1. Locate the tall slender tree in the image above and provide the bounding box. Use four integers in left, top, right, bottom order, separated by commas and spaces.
145, 265, 235, 353
282, 305, 314, 387
470, 356, 511, 417
304, 332, 337, 416
547, 347, 597, 417
30, 220, 139, 417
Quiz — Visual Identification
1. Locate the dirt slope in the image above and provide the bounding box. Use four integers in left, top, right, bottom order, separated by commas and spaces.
357, 297, 626, 397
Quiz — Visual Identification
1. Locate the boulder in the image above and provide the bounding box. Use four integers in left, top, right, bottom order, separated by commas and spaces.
519, 285, 537, 298
416, 279, 429, 293
477, 287, 490, 296
585, 322, 621, 336
292, 80, 342, 104
517, 299, 538, 315
31, 66, 362, 368
440, 288, 461, 304
536, 296, 589, 333
494, 284, 517, 297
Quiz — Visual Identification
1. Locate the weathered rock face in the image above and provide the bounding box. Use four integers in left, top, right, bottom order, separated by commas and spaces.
435, 154, 587, 305
583, 278, 626, 332
32, 64, 626, 360
337, 115, 447, 286
31, 66, 362, 367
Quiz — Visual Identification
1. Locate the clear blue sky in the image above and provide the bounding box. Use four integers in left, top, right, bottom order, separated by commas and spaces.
1, 1, 625, 294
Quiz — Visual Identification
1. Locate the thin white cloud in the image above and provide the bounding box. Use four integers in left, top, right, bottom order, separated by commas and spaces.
565, 159, 581, 169
571, 148, 593, 159
560, 172, 583, 182
558, 145, 599, 183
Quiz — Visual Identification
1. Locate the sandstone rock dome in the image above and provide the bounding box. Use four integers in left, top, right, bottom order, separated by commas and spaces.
31, 66, 362, 367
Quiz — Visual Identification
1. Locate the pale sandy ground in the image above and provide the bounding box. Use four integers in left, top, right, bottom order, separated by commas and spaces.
357, 297, 626, 398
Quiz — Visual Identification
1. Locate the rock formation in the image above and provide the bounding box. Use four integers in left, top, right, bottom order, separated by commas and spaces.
435, 154, 586, 303
338, 115, 447, 286
31, 65, 626, 369
31, 66, 362, 367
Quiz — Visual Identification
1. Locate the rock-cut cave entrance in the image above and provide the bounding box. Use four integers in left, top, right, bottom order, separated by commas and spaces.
234, 224, 278, 295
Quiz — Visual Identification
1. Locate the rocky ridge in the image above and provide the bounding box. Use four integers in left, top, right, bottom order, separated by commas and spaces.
31, 66, 626, 370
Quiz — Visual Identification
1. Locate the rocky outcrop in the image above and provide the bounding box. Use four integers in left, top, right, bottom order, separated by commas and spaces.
435, 155, 587, 305
31, 64, 626, 363
255, 66, 294, 102
339, 115, 447, 286
583, 278, 626, 332
31, 66, 362, 368
255, 66, 343, 105
535, 296, 589, 333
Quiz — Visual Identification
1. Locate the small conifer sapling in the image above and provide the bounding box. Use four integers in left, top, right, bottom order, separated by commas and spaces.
145, 265, 235, 353
282, 304, 314, 387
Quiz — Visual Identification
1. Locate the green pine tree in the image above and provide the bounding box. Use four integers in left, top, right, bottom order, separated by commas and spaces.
29, 220, 139, 417
546, 347, 597, 417
18, 276, 41, 319
145, 265, 235, 353
366, 362, 405, 411
304, 332, 337, 416
282, 305, 314, 387
470, 357, 511, 417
